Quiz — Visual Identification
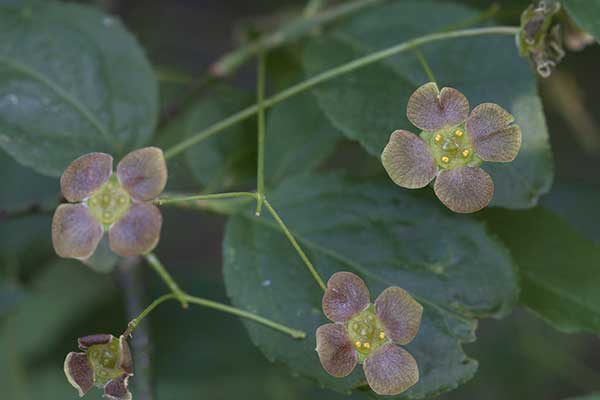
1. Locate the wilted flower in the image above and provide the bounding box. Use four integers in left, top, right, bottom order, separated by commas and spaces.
64, 334, 134, 400
316, 272, 423, 396
381, 82, 522, 213
52, 147, 167, 260
518, 1, 565, 78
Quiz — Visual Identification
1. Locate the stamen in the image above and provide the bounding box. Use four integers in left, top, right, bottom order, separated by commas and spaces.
454, 129, 464, 138
462, 149, 471, 158
379, 332, 385, 339
441, 156, 450, 163
363, 342, 371, 349
434, 134, 442, 143
355, 341, 362, 348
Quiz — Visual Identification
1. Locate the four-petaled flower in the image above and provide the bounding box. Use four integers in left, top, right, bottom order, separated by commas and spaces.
64, 334, 134, 400
381, 82, 522, 213
316, 272, 423, 396
52, 147, 167, 260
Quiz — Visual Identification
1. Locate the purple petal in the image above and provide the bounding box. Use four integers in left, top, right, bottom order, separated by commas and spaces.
52, 204, 104, 260
466, 103, 522, 162
60, 153, 113, 202
315, 323, 357, 377
108, 203, 162, 257
103, 374, 132, 400
381, 130, 437, 189
322, 272, 370, 323
375, 287, 423, 345
64, 352, 94, 397
407, 82, 469, 131
117, 147, 167, 201
118, 336, 134, 374
363, 344, 419, 395
434, 167, 494, 213
78, 334, 113, 350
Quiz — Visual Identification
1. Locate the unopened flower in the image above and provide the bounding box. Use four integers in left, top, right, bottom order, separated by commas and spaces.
52, 147, 167, 260
316, 272, 423, 396
64, 334, 134, 400
518, 1, 565, 78
381, 82, 522, 213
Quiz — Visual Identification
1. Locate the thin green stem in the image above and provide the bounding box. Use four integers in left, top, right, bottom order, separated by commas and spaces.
144, 253, 188, 308
304, 0, 326, 18
124, 294, 176, 337
210, 0, 389, 77
183, 294, 306, 339
413, 47, 436, 83
164, 26, 519, 159
155, 191, 258, 206
256, 51, 267, 216
262, 198, 327, 292
123, 293, 306, 340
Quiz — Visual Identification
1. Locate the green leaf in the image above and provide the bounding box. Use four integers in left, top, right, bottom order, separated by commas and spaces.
564, 0, 600, 43
541, 182, 600, 245
158, 84, 256, 191
565, 395, 600, 400
302, 0, 553, 209
265, 48, 341, 186
0, 259, 115, 357
0, 1, 158, 176
223, 173, 517, 398
483, 206, 600, 334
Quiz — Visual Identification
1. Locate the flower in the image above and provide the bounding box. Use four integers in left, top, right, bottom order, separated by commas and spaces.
517, 1, 565, 78
64, 334, 134, 400
52, 147, 167, 260
381, 82, 522, 213
316, 272, 423, 396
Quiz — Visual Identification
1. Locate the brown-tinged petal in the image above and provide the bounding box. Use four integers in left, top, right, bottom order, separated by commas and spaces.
118, 336, 134, 374
375, 287, 423, 345
78, 334, 113, 350
406, 82, 469, 131
466, 103, 522, 162
315, 323, 357, 377
52, 204, 103, 260
61, 153, 113, 202
64, 352, 94, 397
381, 130, 437, 189
363, 344, 419, 395
434, 167, 494, 214
108, 203, 162, 257
322, 272, 370, 323
103, 374, 132, 400
117, 147, 167, 201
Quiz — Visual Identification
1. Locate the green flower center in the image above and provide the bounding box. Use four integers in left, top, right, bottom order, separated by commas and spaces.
86, 175, 131, 226
87, 338, 124, 387
346, 305, 388, 362
422, 125, 480, 170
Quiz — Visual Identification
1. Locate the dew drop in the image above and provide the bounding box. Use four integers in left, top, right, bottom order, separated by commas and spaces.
103, 16, 114, 27
261, 279, 271, 287
8, 94, 19, 105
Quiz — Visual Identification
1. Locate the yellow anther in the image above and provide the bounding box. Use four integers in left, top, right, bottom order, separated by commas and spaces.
379, 332, 385, 339
355, 341, 362, 348
454, 129, 464, 138
462, 149, 471, 157
434, 134, 442, 143
441, 156, 450, 163
363, 342, 371, 349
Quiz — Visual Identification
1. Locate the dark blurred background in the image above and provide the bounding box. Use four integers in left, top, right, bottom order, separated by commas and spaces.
1, 0, 600, 399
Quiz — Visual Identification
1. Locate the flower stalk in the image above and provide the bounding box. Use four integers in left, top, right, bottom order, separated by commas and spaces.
164, 26, 519, 159
123, 294, 306, 340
